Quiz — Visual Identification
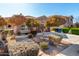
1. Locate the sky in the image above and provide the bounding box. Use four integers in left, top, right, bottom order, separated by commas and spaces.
0, 3, 79, 22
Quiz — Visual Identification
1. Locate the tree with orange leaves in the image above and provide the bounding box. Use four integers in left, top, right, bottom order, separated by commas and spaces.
9, 14, 26, 26
45, 15, 66, 27
26, 18, 40, 27
0, 16, 6, 27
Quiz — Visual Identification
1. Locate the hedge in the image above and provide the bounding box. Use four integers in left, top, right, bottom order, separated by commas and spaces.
70, 28, 79, 35
62, 28, 70, 33
62, 28, 79, 35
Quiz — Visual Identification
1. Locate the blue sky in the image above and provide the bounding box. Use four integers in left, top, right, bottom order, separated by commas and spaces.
0, 3, 79, 22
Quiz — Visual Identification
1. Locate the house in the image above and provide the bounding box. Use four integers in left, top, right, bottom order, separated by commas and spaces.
60, 16, 73, 27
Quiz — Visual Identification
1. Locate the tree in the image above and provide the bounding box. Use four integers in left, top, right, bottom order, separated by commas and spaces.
0, 16, 6, 27
74, 22, 79, 28
26, 18, 40, 37
26, 18, 40, 27
45, 15, 66, 27
9, 14, 26, 26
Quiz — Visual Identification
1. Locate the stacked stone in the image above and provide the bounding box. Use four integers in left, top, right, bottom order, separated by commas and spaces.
8, 40, 39, 56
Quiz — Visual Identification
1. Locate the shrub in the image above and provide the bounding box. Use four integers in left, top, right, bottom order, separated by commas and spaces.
4, 30, 8, 34
26, 45, 39, 56
40, 41, 48, 50
9, 42, 39, 56
30, 30, 37, 37
28, 34, 33, 38
61, 28, 79, 35
70, 28, 79, 35
62, 28, 70, 33
4, 29, 14, 36
48, 35, 62, 45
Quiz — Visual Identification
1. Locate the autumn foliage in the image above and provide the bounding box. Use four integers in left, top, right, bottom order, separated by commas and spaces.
0, 16, 6, 26
26, 18, 40, 27
45, 15, 67, 27
9, 14, 26, 26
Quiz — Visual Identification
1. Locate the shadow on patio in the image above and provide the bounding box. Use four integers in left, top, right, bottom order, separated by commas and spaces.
56, 44, 79, 56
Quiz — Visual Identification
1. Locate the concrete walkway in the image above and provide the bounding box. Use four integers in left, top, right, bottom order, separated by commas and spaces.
56, 34, 79, 56
38, 50, 50, 56
63, 34, 79, 44
56, 44, 79, 56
